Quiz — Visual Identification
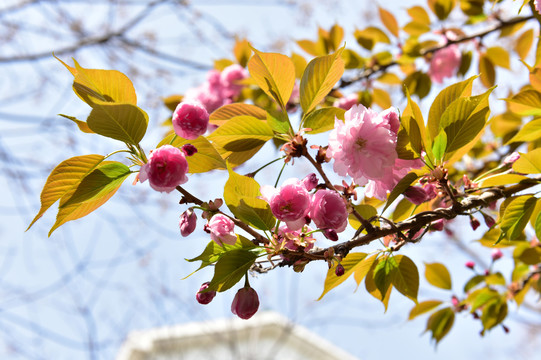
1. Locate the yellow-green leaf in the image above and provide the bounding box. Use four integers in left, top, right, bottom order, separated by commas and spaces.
425, 262, 452, 290
407, 6, 431, 25
479, 54, 496, 88
513, 148, 541, 174
383, 172, 420, 213
209, 103, 267, 127
500, 195, 538, 241
409, 300, 443, 320
354, 27, 390, 50
233, 39, 252, 67
348, 204, 378, 230
486, 46, 511, 69
506, 118, 541, 143
317, 253, 368, 300
300, 49, 345, 114
207, 249, 257, 292
392, 255, 419, 303
49, 161, 130, 236
379, 7, 399, 37
224, 163, 275, 230
365, 256, 393, 311
477, 173, 530, 188
87, 103, 148, 145
428, 0, 456, 20
425, 307, 455, 344
291, 52, 308, 78
159, 134, 226, 173
27, 154, 105, 230
58, 114, 95, 134
207, 115, 274, 152
303, 107, 345, 134
248, 48, 296, 110
506, 90, 541, 116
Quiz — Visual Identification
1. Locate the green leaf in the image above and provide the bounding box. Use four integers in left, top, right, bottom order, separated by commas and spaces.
383, 172, 419, 213
392, 255, 419, 303
427, 76, 476, 139
403, 71, 431, 99
317, 253, 368, 300
409, 300, 443, 320
535, 212, 541, 242
300, 48, 345, 114
431, 129, 447, 163
353, 253, 379, 288
425, 307, 455, 344
439, 88, 493, 157
248, 48, 296, 110
207, 249, 257, 292
468, 288, 500, 312
303, 107, 345, 134
401, 90, 429, 158
428, 0, 456, 20
424, 262, 452, 290
87, 103, 148, 145
373, 255, 395, 298
505, 90, 541, 116
477, 174, 530, 188
207, 115, 274, 152
209, 103, 267, 127
62, 162, 131, 206
513, 148, 541, 174
365, 256, 393, 311
27, 154, 105, 231
49, 161, 130, 236
500, 195, 538, 241
506, 118, 541, 143
481, 298, 508, 332
159, 134, 226, 173
464, 275, 485, 292
59, 114, 95, 134
57, 56, 137, 107
224, 163, 275, 230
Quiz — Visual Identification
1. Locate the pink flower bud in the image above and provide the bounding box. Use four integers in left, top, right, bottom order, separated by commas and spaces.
431, 218, 444, 231
503, 152, 520, 165
324, 228, 339, 241
404, 186, 429, 205
428, 44, 461, 84
139, 145, 189, 193
208, 214, 236, 246
465, 261, 475, 270
491, 248, 503, 261
333, 93, 358, 110
335, 264, 345, 276
179, 209, 197, 237
482, 213, 496, 229
196, 282, 216, 305
220, 64, 249, 98
181, 144, 198, 156
231, 286, 259, 320
310, 189, 349, 233
451, 296, 459, 307
172, 101, 210, 140
260, 178, 311, 231
470, 217, 481, 231
302, 173, 318, 191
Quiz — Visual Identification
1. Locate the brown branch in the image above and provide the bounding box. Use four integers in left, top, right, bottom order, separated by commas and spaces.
338, 15, 535, 88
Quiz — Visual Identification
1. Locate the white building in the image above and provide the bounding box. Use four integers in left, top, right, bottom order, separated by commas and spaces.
116, 311, 360, 360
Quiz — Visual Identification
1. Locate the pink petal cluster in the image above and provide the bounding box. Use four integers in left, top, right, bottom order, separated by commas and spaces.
333, 93, 358, 110
276, 224, 315, 252
231, 286, 259, 320
184, 64, 249, 114
328, 105, 398, 187
428, 44, 461, 84
172, 101, 209, 140
536, 0, 541, 14
139, 145, 189, 193
260, 178, 311, 231
208, 214, 236, 246
365, 159, 425, 200
310, 189, 348, 232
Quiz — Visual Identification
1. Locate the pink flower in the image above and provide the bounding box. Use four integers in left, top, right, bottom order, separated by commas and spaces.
260, 178, 311, 231
536, 0, 541, 14
328, 105, 397, 186
172, 101, 209, 140
220, 64, 249, 98
276, 224, 315, 252
196, 282, 216, 305
428, 44, 461, 84
179, 209, 197, 237
208, 214, 236, 246
231, 286, 259, 320
365, 158, 424, 200
310, 189, 348, 232
379, 107, 400, 135
333, 93, 358, 110
139, 145, 189, 193
184, 82, 230, 114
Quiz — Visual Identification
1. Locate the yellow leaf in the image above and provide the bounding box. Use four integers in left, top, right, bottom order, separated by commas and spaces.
515, 29, 534, 59
379, 7, 399, 37
317, 253, 368, 300
424, 262, 452, 290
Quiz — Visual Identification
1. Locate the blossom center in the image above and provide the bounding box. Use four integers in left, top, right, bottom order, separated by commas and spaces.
356, 137, 367, 150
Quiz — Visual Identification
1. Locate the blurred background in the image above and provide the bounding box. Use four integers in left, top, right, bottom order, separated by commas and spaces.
1, 0, 540, 359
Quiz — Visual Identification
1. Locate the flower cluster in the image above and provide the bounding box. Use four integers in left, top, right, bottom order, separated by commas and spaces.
328, 105, 423, 200
183, 64, 249, 114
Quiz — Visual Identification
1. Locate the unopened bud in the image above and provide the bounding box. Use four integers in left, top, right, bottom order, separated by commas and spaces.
302, 173, 318, 191
179, 208, 197, 237
482, 213, 496, 229
404, 186, 428, 205
470, 217, 481, 231
432, 219, 444, 231
335, 264, 345, 276
231, 286, 259, 320
451, 295, 459, 307
181, 143, 198, 156
196, 282, 216, 305
465, 261, 475, 270
491, 248, 503, 261
324, 229, 339, 241
503, 152, 520, 165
